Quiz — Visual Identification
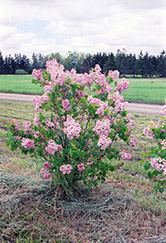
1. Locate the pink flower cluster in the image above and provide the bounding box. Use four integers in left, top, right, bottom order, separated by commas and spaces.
62, 99, 72, 111
115, 78, 130, 93
43, 161, 52, 169
87, 159, 94, 166
60, 164, 72, 175
23, 121, 31, 133
32, 69, 43, 81
45, 140, 63, 155
161, 140, 166, 149
40, 168, 51, 179
93, 119, 112, 150
77, 163, 85, 171
143, 121, 156, 139
21, 138, 35, 150
63, 115, 81, 140
46, 59, 65, 86
108, 91, 128, 113
87, 95, 108, 116
93, 66, 114, 95
161, 100, 166, 116
150, 157, 166, 174
34, 115, 40, 126
45, 119, 55, 130
93, 119, 111, 137
10, 119, 20, 131
32, 95, 46, 112
119, 150, 132, 161
108, 70, 120, 81
129, 137, 138, 147
97, 136, 112, 150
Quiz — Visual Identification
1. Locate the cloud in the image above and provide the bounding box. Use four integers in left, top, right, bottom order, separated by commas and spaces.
0, 0, 165, 57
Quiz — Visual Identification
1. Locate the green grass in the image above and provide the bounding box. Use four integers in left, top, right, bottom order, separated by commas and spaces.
0, 75, 43, 94
1, 101, 166, 241
123, 77, 166, 104
1, 75, 166, 104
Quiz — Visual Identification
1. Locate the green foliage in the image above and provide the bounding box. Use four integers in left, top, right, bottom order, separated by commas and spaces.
15, 69, 28, 75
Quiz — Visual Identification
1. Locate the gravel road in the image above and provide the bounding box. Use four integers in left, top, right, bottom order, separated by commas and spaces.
0, 92, 163, 115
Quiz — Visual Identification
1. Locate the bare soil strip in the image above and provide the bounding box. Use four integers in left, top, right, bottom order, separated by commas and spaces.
0, 92, 163, 115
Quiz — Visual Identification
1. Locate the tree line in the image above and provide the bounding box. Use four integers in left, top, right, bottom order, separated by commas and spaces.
0, 49, 166, 77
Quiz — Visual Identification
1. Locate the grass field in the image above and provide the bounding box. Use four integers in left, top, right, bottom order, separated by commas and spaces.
1, 100, 166, 242
0, 75, 166, 104
123, 78, 166, 104
0, 75, 43, 94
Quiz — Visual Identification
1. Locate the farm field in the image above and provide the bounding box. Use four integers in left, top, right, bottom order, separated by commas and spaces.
1, 100, 166, 242
0, 75, 44, 94
1, 75, 166, 104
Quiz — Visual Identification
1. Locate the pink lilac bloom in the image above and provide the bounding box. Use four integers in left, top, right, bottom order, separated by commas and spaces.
32, 94, 50, 112
76, 89, 86, 98
119, 150, 132, 161
161, 140, 166, 149
108, 70, 120, 81
14, 136, 21, 140
45, 119, 55, 130
114, 100, 128, 113
40, 168, 51, 179
10, 119, 20, 130
96, 101, 108, 116
45, 140, 63, 155
87, 160, 94, 166
32, 69, 43, 81
62, 99, 72, 111
126, 114, 132, 120
77, 163, 85, 172
108, 91, 124, 103
60, 164, 73, 175
21, 138, 35, 150
44, 83, 54, 93
63, 115, 81, 140
32, 95, 45, 112
34, 131, 42, 138
115, 78, 130, 93
127, 120, 136, 128
23, 121, 31, 133
93, 119, 111, 137
53, 116, 59, 127
129, 137, 138, 147
97, 136, 112, 150
94, 64, 101, 72
161, 103, 166, 116
150, 157, 166, 172
143, 122, 155, 139
43, 161, 52, 169
87, 95, 101, 106
34, 115, 40, 126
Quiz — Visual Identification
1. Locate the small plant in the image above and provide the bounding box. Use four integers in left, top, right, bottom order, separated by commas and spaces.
141, 102, 166, 193
7, 59, 136, 197
15, 69, 28, 75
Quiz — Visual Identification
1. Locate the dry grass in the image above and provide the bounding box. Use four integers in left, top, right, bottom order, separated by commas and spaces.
1, 172, 166, 242
1, 101, 166, 242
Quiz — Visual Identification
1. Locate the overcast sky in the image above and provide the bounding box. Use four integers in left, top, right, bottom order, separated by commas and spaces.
0, 0, 166, 57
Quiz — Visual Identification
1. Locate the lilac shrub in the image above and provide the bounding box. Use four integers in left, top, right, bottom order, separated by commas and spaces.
142, 102, 166, 193
7, 59, 136, 196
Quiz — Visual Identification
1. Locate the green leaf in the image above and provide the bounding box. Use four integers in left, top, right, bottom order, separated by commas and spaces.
144, 162, 151, 171
147, 171, 154, 179
139, 159, 144, 165
142, 151, 147, 158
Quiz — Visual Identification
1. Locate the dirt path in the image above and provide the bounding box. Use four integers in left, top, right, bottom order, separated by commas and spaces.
0, 92, 163, 115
